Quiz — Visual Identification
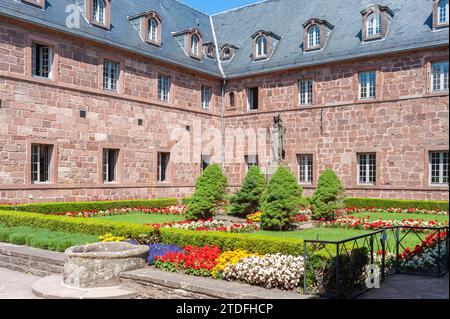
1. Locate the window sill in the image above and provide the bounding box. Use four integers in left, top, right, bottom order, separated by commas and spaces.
145, 40, 162, 47
304, 46, 321, 52
89, 20, 110, 30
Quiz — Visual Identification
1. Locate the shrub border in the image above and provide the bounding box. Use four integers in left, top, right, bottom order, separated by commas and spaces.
344, 198, 449, 211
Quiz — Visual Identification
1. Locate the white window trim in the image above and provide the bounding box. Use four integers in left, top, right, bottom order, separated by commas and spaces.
157, 152, 170, 182
307, 26, 320, 48
247, 88, 258, 111
103, 149, 118, 183
359, 71, 376, 99
201, 85, 212, 110
103, 60, 119, 91
297, 154, 313, 184
431, 61, 449, 92
438, 0, 449, 25
158, 75, 170, 102
31, 144, 52, 184
149, 18, 158, 42
429, 151, 449, 186
32, 43, 53, 79
357, 153, 376, 185
256, 36, 268, 58
191, 35, 199, 56
367, 13, 382, 37
298, 80, 313, 105
92, 0, 106, 25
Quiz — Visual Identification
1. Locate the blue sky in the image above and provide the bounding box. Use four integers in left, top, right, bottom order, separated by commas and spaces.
180, 0, 261, 14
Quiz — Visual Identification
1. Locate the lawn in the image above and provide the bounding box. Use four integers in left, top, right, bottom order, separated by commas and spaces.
0, 224, 98, 252
347, 212, 448, 223
95, 213, 186, 225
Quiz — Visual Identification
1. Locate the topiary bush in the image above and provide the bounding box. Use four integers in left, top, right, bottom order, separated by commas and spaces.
311, 169, 345, 221
229, 166, 266, 218
260, 165, 303, 231
185, 164, 228, 220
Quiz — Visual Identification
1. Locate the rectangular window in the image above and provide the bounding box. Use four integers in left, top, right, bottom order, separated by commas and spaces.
299, 80, 313, 105
103, 60, 119, 91
430, 151, 449, 185
247, 87, 259, 110
201, 85, 212, 110
32, 43, 52, 79
431, 61, 449, 92
31, 144, 53, 184
157, 152, 170, 182
158, 75, 170, 102
103, 149, 119, 183
93, 0, 106, 24
359, 71, 376, 99
201, 155, 211, 172
245, 155, 259, 171
357, 153, 376, 185
439, 0, 449, 24
297, 154, 313, 183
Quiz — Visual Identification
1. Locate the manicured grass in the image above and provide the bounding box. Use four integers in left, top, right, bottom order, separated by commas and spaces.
350, 212, 449, 223
95, 213, 186, 225
0, 224, 98, 252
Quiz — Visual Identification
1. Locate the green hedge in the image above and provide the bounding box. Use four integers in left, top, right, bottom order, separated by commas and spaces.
0, 198, 188, 214
344, 197, 449, 211
0, 210, 155, 238
159, 228, 305, 256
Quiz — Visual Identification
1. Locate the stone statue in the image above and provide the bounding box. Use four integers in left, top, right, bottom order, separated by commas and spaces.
271, 114, 286, 164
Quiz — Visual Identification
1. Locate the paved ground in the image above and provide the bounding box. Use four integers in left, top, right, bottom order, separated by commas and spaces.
0, 267, 39, 299
359, 273, 449, 299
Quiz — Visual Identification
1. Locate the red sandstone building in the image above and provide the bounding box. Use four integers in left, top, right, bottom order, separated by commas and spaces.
0, 0, 448, 203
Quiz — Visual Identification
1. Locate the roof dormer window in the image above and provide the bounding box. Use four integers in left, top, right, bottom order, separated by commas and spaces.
307, 25, 320, 48
251, 31, 280, 61
87, 0, 111, 29
434, 0, 449, 28
256, 36, 268, 58
21, 0, 45, 8
191, 34, 200, 56
367, 13, 382, 37
303, 19, 333, 52
220, 44, 238, 61
203, 43, 216, 59
361, 5, 394, 41
133, 11, 162, 46
149, 18, 158, 42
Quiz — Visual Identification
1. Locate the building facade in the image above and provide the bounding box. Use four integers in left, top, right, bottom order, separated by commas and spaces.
0, 0, 448, 203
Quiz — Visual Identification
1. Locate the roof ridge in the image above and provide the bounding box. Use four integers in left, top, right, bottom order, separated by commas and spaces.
211, 0, 272, 17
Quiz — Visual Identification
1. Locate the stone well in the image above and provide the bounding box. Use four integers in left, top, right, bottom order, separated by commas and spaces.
63, 242, 149, 288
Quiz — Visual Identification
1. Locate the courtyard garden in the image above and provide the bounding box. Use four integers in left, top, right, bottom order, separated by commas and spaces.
0, 164, 448, 297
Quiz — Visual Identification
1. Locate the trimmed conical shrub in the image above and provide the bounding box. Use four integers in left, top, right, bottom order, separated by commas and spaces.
261, 166, 303, 230
229, 166, 266, 218
185, 164, 228, 220
310, 168, 345, 220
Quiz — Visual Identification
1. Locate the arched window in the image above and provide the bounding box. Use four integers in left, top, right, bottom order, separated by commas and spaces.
92, 0, 106, 24
222, 47, 232, 60
439, 0, 449, 24
191, 34, 199, 56
367, 13, 382, 37
148, 18, 158, 42
256, 36, 267, 57
307, 25, 320, 48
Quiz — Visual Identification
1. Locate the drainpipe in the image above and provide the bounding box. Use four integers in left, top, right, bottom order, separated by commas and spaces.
221, 79, 226, 170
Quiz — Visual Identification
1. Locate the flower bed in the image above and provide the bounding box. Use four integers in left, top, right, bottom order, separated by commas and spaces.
246, 210, 310, 223
150, 218, 260, 233
335, 207, 448, 217
51, 205, 187, 218
316, 216, 448, 230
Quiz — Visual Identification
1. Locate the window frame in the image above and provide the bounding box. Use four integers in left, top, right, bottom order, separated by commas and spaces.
431, 61, 449, 92
366, 13, 382, 38
157, 74, 171, 102
298, 79, 314, 105
157, 152, 171, 182
307, 25, 321, 49
201, 85, 212, 110
357, 153, 377, 185
31, 144, 53, 184
434, 0, 450, 28
21, 0, 45, 9
255, 36, 268, 58
102, 148, 119, 183
358, 70, 377, 100
31, 42, 53, 80
87, 0, 111, 29
297, 154, 313, 184
201, 155, 211, 173
246, 87, 259, 111
102, 59, 120, 92
244, 155, 259, 172
429, 151, 449, 186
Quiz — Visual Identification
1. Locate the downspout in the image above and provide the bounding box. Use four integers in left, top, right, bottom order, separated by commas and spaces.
210, 15, 226, 169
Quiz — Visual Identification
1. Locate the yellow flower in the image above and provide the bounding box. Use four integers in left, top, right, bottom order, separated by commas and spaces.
212, 249, 259, 278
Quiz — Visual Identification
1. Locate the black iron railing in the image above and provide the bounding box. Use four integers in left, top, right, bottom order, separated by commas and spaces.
303, 226, 449, 299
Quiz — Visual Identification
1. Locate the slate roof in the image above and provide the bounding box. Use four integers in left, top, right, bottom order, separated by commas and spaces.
0, 0, 448, 79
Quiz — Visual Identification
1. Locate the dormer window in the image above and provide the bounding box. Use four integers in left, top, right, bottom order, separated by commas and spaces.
93, 0, 106, 24
251, 31, 280, 61
191, 34, 200, 56
256, 36, 268, 58
303, 19, 333, 52
87, 0, 111, 29
221, 47, 232, 60
203, 43, 216, 59
307, 25, 320, 48
367, 13, 382, 37
434, 0, 449, 28
149, 18, 158, 42
361, 5, 394, 41
21, 0, 45, 8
